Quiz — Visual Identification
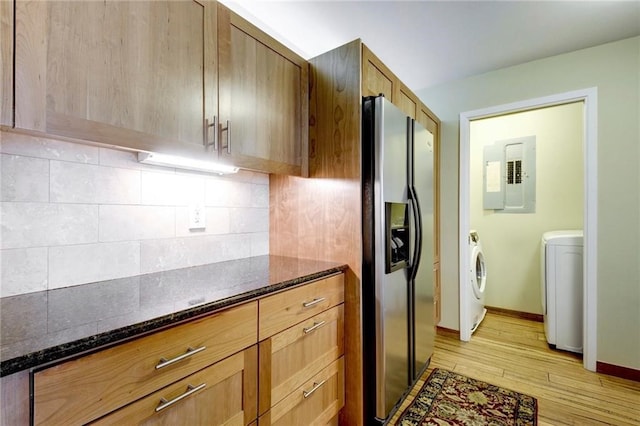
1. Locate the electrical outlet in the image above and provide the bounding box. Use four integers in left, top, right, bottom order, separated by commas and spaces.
188, 204, 206, 230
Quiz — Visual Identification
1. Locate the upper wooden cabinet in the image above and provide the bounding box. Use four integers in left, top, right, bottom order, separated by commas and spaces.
217, 5, 308, 176
362, 45, 418, 120
9, 1, 308, 176
14, 0, 217, 158
362, 45, 396, 101
397, 82, 418, 119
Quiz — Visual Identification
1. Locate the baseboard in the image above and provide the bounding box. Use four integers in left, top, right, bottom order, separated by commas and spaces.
486, 306, 544, 322
436, 326, 459, 337
596, 361, 640, 382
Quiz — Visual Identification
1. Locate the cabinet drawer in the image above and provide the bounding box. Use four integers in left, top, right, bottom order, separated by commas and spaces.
262, 357, 344, 426
259, 305, 344, 413
91, 345, 258, 426
259, 274, 344, 340
33, 302, 258, 425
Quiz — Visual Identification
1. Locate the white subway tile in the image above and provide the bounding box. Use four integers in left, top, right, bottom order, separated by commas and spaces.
175, 207, 230, 237
229, 208, 269, 233
251, 184, 269, 208
0, 248, 48, 296
48, 242, 140, 289
140, 234, 251, 274
99, 205, 175, 242
0, 131, 99, 164
1, 154, 49, 202
250, 171, 270, 185
1, 203, 98, 249
251, 232, 269, 256
205, 179, 252, 207
50, 161, 140, 204
141, 171, 205, 206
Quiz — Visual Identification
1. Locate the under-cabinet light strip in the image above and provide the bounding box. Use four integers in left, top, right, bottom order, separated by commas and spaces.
137, 152, 238, 175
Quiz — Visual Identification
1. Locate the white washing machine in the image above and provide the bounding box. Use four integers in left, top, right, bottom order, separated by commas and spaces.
469, 230, 487, 333
541, 230, 583, 353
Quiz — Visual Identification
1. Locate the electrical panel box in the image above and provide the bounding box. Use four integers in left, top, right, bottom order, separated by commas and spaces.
483, 136, 536, 213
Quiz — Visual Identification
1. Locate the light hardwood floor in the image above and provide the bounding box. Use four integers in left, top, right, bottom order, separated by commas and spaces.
388, 312, 640, 425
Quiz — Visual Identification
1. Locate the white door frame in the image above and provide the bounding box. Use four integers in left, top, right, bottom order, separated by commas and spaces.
458, 88, 598, 371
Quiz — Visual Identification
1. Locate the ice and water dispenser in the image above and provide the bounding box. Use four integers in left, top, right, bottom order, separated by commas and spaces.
385, 202, 410, 273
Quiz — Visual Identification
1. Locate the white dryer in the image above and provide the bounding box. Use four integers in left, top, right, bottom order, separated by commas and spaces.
469, 230, 487, 333
541, 230, 583, 353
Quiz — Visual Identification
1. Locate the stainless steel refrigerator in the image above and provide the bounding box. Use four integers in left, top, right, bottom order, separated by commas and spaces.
362, 95, 435, 424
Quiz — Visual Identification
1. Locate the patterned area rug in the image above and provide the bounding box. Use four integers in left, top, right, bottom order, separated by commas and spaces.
395, 368, 537, 425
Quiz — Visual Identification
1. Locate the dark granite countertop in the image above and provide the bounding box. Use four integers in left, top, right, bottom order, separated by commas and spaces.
0, 255, 347, 377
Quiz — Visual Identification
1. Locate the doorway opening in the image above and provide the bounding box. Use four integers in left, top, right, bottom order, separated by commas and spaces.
458, 88, 598, 371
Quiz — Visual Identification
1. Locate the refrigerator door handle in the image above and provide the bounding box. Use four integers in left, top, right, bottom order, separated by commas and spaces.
409, 186, 423, 280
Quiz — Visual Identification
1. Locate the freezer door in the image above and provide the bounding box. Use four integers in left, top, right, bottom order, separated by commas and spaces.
373, 96, 410, 419
411, 120, 435, 379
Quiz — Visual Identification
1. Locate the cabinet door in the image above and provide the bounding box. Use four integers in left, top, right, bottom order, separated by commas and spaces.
396, 83, 418, 119
14, 1, 217, 157
263, 357, 344, 426
362, 45, 396, 101
0, 0, 12, 126
218, 5, 308, 176
259, 274, 345, 340
259, 305, 344, 413
33, 302, 257, 425
91, 346, 258, 426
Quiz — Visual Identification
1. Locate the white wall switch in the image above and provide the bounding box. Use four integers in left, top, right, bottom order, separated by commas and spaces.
188, 204, 206, 230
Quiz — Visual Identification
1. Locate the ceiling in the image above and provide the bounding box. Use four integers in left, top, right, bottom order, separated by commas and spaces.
220, 0, 640, 92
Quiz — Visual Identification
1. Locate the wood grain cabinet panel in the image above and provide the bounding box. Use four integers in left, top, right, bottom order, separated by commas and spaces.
13, 0, 217, 157
261, 357, 344, 426
11, 1, 308, 176
396, 83, 418, 119
362, 45, 395, 101
33, 302, 257, 425
258, 274, 345, 340
91, 345, 258, 426
259, 305, 344, 413
218, 5, 308, 176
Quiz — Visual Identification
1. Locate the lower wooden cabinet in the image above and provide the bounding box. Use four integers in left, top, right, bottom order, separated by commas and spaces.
260, 357, 344, 426
28, 273, 345, 426
258, 274, 346, 425
33, 302, 258, 425
259, 305, 344, 412
91, 345, 258, 425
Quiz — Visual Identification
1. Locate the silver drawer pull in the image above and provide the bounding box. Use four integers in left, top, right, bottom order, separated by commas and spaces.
155, 383, 206, 412
303, 320, 326, 335
303, 379, 327, 399
302, 297, 326, 308
156, 346, 206, 370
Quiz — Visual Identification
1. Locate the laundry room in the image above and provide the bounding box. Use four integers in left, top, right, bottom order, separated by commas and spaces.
468, 102, 585, 331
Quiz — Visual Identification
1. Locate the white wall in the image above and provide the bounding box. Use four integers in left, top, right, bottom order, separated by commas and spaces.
470, 103, 584, 314
418, 36, 640, 370
0, 131, 269, 297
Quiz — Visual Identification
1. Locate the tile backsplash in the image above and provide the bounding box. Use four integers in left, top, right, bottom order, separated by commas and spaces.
0, 131, 269, 297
